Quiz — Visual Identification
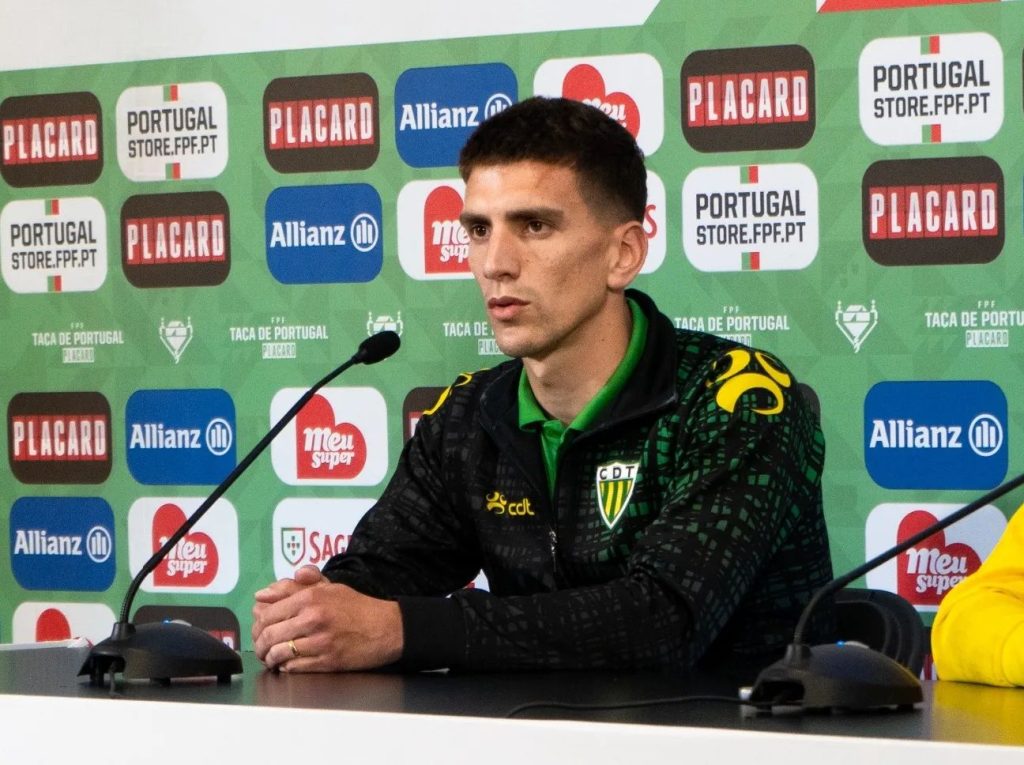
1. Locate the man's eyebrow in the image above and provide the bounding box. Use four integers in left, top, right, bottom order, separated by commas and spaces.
504, 206, 564, 225
458, 211, 489, 227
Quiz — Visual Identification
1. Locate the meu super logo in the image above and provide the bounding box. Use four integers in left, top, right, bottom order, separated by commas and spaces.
8, 391, 112, 484
264, 73, 379, 173
681, 44, 814, 152
0, 91, 102, 187
862, 156, 1003, 267
864, 380, 1007, 490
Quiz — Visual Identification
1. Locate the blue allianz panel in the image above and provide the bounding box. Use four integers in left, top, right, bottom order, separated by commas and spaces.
125, 389, 237, 485
864, 380, 1007, 490
394, 63, 517, 167
266, 183, 383, 284
10, 497, 115, 591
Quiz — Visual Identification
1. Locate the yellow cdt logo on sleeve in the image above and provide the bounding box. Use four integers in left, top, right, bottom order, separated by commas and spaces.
596, 461, 639, 530
707, 349, 791, 415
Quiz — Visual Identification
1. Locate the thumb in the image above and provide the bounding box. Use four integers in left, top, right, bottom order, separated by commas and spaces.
294, 564, 326, 586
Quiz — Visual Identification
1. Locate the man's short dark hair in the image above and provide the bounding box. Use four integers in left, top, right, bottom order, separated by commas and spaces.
458, 96, 647, 223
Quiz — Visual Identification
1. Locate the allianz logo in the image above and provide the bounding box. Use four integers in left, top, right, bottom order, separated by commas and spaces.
868, 414, 1003, 458
128, 419, 233, 456
12, 526, 112, 563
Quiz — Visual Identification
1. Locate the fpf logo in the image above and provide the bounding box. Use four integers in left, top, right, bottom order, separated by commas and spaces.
263, 73, 379, 173
1, 197, 108, 294
862, 156, 1003, 267
681, 45, 815, 152
864, 380, 1008, 490
859, 33, 1003, 146
395, 63, 516, 167
266, 184, 382, 284
270, 386, 388, 486
0, 91, 103, 187
272, 498, 373, 578
121, 191, 230, 287
10, 497, 115, 591
534, 53, 664, 155
8, 391, 112, 484
125, 388, 236, 485
128, 497, 239, 594
865, 502, 1005, 611
683, 164, 819, 272
12, 602, 116, 644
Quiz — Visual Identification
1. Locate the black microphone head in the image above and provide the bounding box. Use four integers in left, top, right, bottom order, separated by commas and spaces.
355, 330, 401, 364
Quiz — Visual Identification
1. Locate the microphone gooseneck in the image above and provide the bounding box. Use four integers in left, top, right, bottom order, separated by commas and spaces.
81, 331, 401, 686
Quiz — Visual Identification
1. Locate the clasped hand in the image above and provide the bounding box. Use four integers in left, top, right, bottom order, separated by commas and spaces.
252, 564, 403, 672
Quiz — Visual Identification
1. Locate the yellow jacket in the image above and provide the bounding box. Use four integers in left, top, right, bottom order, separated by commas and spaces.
932, 505, 1024, 686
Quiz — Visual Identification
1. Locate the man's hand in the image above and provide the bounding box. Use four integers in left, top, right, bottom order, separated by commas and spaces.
252, 565, 404, 672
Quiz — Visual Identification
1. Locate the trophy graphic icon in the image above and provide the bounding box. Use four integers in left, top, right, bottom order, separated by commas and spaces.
835, 301, 878, 353
159, 317, 193, 363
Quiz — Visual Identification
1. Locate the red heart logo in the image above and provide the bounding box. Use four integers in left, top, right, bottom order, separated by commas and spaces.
896, 509, 981, 606
561, 64, 641, 138
35, 608, 72, 642
424, 185, 469, 274
152, 502, 219, 587
296, 394, 367, 479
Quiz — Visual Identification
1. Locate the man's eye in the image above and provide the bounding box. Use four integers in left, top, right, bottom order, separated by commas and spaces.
469, 225, 489, 239
526, 220, 547, 233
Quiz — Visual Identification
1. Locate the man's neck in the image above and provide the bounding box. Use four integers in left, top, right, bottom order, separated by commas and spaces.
522, 299, 633, 425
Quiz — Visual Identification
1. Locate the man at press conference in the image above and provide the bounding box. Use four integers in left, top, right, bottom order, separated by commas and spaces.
251, 96, 834, 678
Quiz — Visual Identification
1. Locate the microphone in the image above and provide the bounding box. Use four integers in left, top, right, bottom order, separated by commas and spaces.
80, 331, 401, 686
747, 469, 1024, 712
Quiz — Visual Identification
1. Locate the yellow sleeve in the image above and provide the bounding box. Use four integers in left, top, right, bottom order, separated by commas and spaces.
932, 504, 1024, 686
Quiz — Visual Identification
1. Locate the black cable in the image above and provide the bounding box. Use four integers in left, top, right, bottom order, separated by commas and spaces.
505, 693, 751, 719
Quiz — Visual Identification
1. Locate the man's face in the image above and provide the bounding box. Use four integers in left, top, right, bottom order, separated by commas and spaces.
459, 160, 629, 363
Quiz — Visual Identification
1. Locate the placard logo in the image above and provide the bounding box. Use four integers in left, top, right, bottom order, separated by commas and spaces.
0, 91, 103, 187
264, 73, 379, 173
862, 156, 1003, 267
1, 197, 108, 294
681, 45, 814, 152
272, 498, 373, 578
682, 163, 818, 272
865, 502, 1005, 612
125, 388, 236, 485
10, 497, 115, 591
266, 184, 382, 284
12, 602, 116, 644
116, 81, 229, 181
864, 380, 1007, 489
395, 63, 516, 167
121, 191, 230, 287
535, 53, 663, 155
271, 386, 388, 486
128, 497, 239, 594
859, 33, 1003, 146
8, 391, 112, 484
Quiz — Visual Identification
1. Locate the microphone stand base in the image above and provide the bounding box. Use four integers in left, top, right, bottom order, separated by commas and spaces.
79, 621, 242, 687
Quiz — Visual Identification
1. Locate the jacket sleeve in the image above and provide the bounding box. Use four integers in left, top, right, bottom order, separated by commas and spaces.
932, 505, 1024, 686
396, 354, 827, 672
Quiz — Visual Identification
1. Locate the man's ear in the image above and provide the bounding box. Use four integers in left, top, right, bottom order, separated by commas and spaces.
607, 220, 648, 290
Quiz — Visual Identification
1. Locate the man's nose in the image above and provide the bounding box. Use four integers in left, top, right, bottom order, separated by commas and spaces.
479, 226, 520, 280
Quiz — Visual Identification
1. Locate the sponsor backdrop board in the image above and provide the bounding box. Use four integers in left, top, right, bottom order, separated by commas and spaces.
1, 0, 1022, 659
